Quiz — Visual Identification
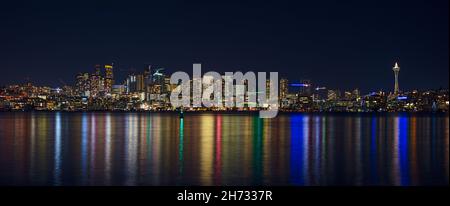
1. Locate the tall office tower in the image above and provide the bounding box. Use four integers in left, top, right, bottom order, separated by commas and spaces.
266, 79, 272, 99
280, 78, 289, 100
136, 74, 145, 92
89, 64, 103, 97
262, 78, 279, 108
144, 65, 152, 85
104, 64, 114, 94
393, 62, 400, 95
90, 75, 99, 97
99, 76, 105, 93
126, 74, 137, 93
95, 64, 102, 76
76, 73, 90, 97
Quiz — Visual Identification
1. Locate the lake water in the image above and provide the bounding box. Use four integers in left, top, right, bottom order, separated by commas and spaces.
0, 112, 448, 186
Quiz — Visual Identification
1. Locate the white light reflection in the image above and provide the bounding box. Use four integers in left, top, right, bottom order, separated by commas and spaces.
54, 112, 62, 186
302, 115, 310, 185
125, 113, 138, 186
105, 113, 112, 185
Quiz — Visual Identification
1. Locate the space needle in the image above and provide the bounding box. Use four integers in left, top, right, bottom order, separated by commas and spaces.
393, 62, 400, 95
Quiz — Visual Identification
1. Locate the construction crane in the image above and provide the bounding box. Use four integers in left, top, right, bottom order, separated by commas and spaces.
153, 68, 165, 76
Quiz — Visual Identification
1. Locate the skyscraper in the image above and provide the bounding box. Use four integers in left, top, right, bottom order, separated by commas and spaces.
76, 73, 90, 97
126, 74, 137, 93
94, 64, 102, 76
393, 62, 400, 95
136, 74, 145, 92
280, 78, 288, 100
144, 65, 152, 85
104, 64, 114, 94
90, 64, 103, 97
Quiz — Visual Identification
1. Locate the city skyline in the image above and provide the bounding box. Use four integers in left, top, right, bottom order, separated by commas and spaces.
2, 60, 447, 94
1, 0, 448, 91
1, 60, 448, 113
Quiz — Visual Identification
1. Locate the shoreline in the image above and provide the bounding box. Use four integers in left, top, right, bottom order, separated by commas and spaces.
0, 110, 448, 116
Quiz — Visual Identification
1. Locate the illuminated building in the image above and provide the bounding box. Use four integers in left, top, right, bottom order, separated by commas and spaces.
152, 68, 166, 94
344, 91, 352, 100
164, 77, 171, 94
284, 93, 298, 109
280, 78, 289, 108
363, 91, 387, 112
144, 65, 152, 85
147, 84, 162, 101
95, 64, 101, 75
136, 74, 145, 92
76, 73, 90, 97
286, 81, 312, 109
327, 90, 340, 101
104, 64, 114, 94
112, 85, 126, 95
313, 87, 327, 101
261, 79, 273, 107
352, 88, 360, 99
90, 64, 103, 97
126, 74, 137, 93
393, 62, 400, 95
280, 78, 288, 103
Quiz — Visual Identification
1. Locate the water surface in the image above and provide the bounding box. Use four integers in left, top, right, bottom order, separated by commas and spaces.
0, 112, 448, 186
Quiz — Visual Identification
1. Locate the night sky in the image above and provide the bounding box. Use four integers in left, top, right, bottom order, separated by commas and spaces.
0, 0, 448, 93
